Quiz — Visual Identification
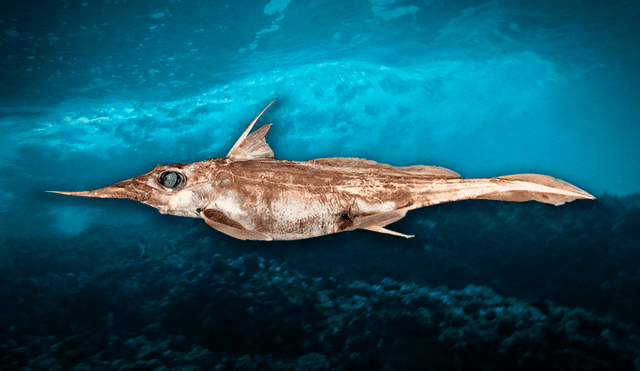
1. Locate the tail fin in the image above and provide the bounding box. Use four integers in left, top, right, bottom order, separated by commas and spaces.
477, 174, 595, 206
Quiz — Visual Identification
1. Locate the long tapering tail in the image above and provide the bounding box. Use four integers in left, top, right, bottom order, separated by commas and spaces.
475, 174, 595, 206
413, 174, 595, 209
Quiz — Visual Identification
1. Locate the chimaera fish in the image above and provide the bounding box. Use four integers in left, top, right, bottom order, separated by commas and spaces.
49, 98, 595, 241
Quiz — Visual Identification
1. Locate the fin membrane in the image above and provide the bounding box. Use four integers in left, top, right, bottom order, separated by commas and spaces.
353, 205, 414, 238
226, 98, 278, 161
227, 123, 275, 161
307, 157, 460, 178
200, 208, 272, 241
479, 174, 595, 206
362, 225, 414, 238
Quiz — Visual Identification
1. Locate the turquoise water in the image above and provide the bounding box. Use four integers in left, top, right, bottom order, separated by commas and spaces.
3, 0, 639, 236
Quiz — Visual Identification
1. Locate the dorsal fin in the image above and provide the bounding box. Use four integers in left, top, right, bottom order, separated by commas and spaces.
226, 123, 275, 160
303, 157, 461, 179
226, 98, 278, 160
396, 164, 461, 178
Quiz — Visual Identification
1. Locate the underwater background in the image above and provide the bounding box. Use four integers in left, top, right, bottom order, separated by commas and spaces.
2, 0, 640, 369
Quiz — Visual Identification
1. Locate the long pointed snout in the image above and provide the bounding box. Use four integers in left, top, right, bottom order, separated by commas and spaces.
47, 188, 128, 199
47, 179, 150, 202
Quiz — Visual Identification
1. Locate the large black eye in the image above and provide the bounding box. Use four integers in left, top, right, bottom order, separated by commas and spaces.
159, 171, 184, 188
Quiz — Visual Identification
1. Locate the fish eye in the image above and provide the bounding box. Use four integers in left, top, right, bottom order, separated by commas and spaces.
159, 171, 184, 188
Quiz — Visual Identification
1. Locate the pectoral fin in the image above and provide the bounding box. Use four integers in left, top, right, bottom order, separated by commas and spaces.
199, 208, 273, 241
352, 205, 415, 238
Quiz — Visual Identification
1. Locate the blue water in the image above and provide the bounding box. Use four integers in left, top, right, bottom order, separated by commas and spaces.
2, 0, 640, 369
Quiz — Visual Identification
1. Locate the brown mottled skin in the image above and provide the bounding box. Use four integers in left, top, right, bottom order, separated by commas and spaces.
49, 98, 595, 241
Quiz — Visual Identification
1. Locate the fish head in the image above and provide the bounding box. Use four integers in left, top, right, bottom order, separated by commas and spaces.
48, 161, 220, 218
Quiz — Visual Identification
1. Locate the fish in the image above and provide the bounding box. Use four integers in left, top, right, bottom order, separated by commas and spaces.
49, 98, 596, 241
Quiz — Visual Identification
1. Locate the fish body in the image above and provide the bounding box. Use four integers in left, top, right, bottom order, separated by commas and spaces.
49, 98, 595, 241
